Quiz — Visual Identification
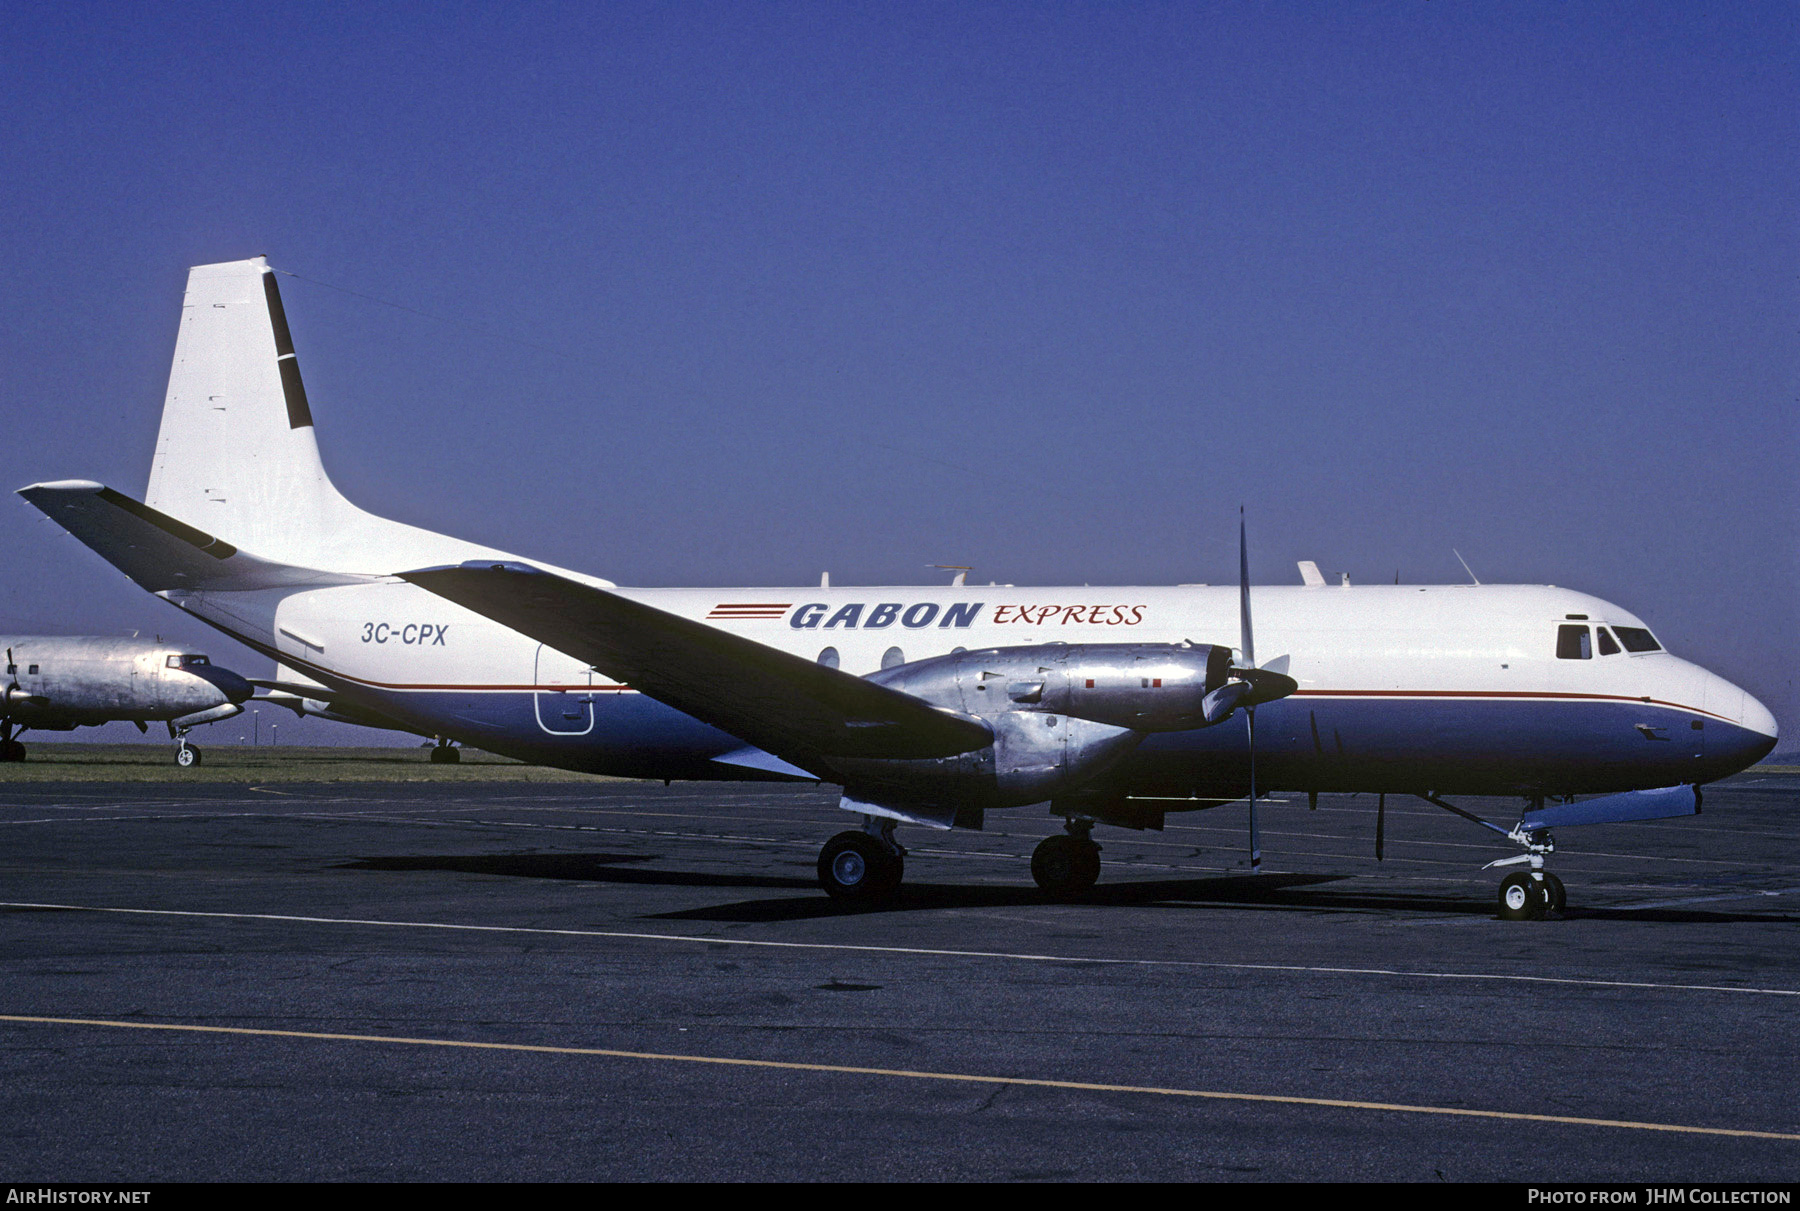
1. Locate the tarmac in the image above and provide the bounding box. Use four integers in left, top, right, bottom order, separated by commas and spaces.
1, 771, 1796, 1181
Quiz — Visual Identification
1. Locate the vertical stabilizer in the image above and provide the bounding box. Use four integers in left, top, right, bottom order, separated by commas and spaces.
144, 258, 508, 574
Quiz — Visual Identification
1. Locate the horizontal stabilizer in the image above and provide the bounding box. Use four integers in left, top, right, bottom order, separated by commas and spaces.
400, 561, 992, 779
1521, 784, 1700, 831
18, 481, 370, 593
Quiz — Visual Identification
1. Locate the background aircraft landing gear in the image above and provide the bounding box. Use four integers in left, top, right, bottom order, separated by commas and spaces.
818, 819, 904, 903
429, 739, 460, 764
175, 741, 201, 768
0, 738, 24, 762
1032, 820, 1102, 899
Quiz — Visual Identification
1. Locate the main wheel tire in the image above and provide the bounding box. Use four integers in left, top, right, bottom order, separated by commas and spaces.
0, 739, 25, 762
1032, 834, 1102, 898
175, 745, 201, 768
818, 831, 903, 903
1540, 872, 1566, 914
1497, 871, 1545, 921
429, 745, 461, 764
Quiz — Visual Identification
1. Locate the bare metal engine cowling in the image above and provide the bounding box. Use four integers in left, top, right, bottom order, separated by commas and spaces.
832, 642, 1233, 812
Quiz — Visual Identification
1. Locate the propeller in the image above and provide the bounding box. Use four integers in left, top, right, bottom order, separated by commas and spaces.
1193, 513, 1299, 871
1238, 511, 1263, 871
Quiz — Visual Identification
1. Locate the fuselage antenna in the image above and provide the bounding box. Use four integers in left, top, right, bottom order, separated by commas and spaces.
1453, 549, 1481, 586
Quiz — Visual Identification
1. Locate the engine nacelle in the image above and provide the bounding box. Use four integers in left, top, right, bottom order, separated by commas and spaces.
834, 642, 1235, 813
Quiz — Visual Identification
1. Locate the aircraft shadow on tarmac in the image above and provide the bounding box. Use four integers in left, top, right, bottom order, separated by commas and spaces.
341, 852, 1800, 925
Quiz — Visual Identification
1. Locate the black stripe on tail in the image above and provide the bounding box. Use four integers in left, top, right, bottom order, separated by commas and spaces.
262, 271, 314, 430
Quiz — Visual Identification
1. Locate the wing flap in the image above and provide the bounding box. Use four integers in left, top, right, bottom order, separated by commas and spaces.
400, 562, 991, 774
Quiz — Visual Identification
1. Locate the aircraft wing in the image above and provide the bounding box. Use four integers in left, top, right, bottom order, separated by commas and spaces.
18, 481, 371, 592
400, 562, 992, 777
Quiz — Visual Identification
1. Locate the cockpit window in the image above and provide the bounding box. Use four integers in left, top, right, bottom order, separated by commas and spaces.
1596, 628, 1620, 656
1612, 627, 1662, 653
167, 654, 210, 669
1556, 624, 1592, 660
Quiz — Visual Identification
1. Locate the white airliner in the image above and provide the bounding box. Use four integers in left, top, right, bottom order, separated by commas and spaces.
17, 258, 1778, 918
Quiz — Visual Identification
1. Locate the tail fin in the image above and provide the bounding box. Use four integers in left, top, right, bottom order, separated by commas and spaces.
144, 257, 507, 574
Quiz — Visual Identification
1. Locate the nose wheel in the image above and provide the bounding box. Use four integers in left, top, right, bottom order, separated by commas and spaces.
1496, 870, 1565, 920
175, 741, 202, 768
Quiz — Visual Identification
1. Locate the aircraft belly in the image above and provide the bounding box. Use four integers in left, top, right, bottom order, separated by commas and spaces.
1129, 696, 1736, 797
352, 687, 755, 778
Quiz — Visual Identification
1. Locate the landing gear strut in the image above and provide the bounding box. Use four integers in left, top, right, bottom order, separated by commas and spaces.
818, 816, 904, 903
1419, 793, 1564, 921
1032, 819, 1102, 899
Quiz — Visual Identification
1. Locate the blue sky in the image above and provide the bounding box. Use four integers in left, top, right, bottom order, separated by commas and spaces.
2, 1, 1794, 745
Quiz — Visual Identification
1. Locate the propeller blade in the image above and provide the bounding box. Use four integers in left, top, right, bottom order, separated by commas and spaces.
1201, 679, 1250, 725
1376, 792, 1386, 861
1238, 509, 1254, 670
1247, 705, 1261, 871
1240, 508, 1262, 872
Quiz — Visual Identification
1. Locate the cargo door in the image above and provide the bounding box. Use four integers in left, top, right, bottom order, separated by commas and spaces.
533, 645, 594, 735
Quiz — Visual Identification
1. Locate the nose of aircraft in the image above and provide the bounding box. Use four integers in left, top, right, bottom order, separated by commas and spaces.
1706, 670, 1778, 768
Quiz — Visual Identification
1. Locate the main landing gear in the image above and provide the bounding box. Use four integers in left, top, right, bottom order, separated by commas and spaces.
818, 817, 905, 903
429, 739, 461, 764
1031, 818, 1102, 899
0, 723, 23, 762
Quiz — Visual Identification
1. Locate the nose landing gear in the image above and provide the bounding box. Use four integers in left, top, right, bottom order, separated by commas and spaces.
1420, 793, 1566, 921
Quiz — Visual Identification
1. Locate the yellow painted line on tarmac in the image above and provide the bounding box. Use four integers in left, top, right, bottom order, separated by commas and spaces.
3, 1013, 1797, 1142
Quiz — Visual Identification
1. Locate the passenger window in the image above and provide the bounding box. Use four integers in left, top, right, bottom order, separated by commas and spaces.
1612, 627, 1662, 653
1596, 628, 1620, 656
27, 664, 38, 675
1556, 625, 1592, 660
